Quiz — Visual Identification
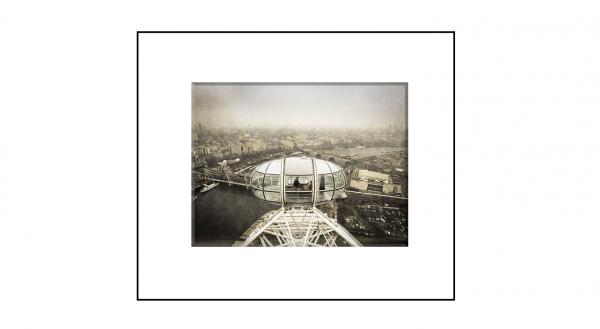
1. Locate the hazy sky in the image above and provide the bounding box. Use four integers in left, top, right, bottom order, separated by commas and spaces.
192, 83, 406, 130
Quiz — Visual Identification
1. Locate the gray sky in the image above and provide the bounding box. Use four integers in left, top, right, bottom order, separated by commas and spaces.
192, 84, 406, 130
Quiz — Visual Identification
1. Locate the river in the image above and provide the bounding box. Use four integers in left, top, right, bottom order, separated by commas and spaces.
318, 146, 404, 159
192, 184, 278, 246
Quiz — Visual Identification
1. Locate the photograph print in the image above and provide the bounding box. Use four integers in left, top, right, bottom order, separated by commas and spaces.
192, 83, 407, 247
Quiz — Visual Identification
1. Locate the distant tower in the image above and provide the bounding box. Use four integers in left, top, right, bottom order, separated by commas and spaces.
233, 157, 362, 247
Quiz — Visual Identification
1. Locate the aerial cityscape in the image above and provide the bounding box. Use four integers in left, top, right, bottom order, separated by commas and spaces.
192, 83, 407, 247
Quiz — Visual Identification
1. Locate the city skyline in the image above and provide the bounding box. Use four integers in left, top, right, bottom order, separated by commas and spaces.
192, 83, 406, 130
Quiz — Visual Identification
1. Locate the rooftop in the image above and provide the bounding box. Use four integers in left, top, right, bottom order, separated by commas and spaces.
357, 169, 391, 183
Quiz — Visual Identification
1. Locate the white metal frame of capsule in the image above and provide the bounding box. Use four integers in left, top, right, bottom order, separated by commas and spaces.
249, 156, 348, 206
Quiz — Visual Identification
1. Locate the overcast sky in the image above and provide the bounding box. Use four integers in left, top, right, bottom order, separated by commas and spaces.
192, 83, 406, 130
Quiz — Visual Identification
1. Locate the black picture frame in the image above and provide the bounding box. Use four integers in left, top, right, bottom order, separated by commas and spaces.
137, 30, 455, 301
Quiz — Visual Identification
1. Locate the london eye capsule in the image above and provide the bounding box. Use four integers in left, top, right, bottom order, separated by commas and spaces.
249, 157, 347, 205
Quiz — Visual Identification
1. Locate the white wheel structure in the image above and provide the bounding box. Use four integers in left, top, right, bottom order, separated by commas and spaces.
233, 206, 361, 247
234, 156, 362, 247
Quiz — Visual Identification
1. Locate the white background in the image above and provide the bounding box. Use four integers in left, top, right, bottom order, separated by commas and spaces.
1, 0, 599, 327
139, 33, 453, 299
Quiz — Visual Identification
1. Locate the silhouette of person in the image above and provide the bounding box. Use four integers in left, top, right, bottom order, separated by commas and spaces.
293, 176, 300, 189
319, 175, 325, 190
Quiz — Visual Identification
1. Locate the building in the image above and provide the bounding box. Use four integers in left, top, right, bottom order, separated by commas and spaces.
393, 184, 402, 195
352, 169, 401, 195
229, 143, 242, 155
382, 183, 394, 194
350, 179, 369, 191
357, 170, 392, 184
280, 140, 295, 150
266, 140, 280, 151
198, 146, 211, 155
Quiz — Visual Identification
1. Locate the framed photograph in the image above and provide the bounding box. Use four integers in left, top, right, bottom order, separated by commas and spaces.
137, 31, 454, 300
191, 82, 408, 248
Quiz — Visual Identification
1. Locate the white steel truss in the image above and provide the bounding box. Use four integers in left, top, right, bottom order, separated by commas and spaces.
233, 207, 362, 247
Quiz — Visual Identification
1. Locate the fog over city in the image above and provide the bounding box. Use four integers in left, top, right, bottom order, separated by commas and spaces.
192, 83, 406, 130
